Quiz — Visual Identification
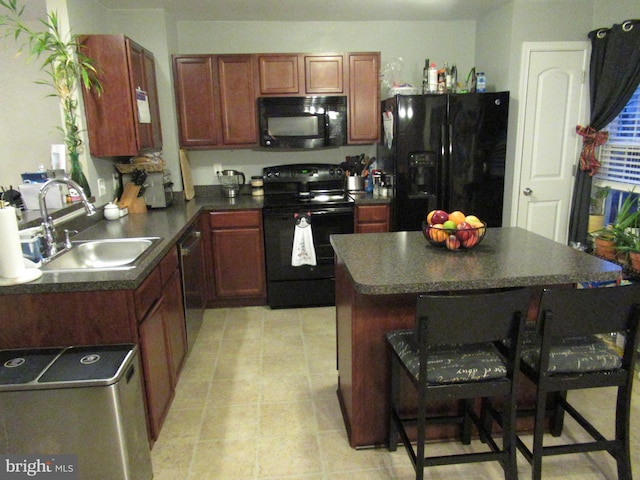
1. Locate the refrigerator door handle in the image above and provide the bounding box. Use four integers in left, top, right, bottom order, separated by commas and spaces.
449, 124, 453, 158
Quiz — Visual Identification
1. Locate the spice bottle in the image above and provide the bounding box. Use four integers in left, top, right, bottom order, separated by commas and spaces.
450, 64, 457, 93
422, 59, 430, 95
428, 63, 438, 93
476, 72, 486, 93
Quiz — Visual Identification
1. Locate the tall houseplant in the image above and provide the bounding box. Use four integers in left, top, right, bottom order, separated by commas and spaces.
0, 0, 101, 196
592, 190, 640, 261
588, 185, 610, 234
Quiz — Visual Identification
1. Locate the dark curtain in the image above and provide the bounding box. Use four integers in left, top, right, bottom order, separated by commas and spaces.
567, 19, 640, 246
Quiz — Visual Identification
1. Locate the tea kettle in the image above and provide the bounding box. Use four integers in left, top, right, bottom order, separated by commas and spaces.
217, 169, 246, 198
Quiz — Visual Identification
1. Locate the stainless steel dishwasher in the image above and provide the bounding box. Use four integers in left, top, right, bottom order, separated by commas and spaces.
0, 344, 152, 480
178, 221, 206, 351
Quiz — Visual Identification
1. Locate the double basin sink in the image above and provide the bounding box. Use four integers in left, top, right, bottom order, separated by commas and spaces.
42, 237, 161, 272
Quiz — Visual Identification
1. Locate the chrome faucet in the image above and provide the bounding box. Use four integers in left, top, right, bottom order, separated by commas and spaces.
39, 178, 97, 259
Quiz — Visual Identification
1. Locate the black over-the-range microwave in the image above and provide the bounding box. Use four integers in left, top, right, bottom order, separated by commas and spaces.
258, 96, 347, 149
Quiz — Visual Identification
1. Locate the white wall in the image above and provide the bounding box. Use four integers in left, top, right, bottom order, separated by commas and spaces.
2, 0, 639, 207
177, 19, 477, 182
0, 0, 61, 191
477, 0, 598, 225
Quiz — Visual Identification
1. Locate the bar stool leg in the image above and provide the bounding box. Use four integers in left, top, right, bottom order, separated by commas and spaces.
615, 385, 632, 480
530, 385, 548, 480
461, 399, 472, 445
388, 356, 400, 452
503, 399, 518, 480
550, 391, 566, 437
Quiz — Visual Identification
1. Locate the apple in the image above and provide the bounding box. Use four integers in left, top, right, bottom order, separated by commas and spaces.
469, 221, 486, 236
455, 222, 474, 241
465, 215, 481, 224
443, 220, 457, 232
430, 210, 448, 225
462, 235, 478, 248
446, 234, 461, 250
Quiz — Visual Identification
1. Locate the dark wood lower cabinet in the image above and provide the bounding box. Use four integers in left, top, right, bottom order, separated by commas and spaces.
138, 298, 173, 439
138, 249, 187, 441
355, 204, 390, 233
205, 209, 267, 307
0, 246, 187, 444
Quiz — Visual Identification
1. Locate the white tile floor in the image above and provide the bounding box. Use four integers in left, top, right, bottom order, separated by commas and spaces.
150, 306, 640, 480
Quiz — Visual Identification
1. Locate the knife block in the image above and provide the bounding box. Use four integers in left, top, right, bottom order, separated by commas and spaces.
118, 183, 147, 213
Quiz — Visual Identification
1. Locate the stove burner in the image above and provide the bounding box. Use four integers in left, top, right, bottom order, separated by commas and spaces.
262, 163, 352, 209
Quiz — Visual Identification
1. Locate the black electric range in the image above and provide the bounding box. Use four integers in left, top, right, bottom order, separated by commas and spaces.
262, 164, 355, 308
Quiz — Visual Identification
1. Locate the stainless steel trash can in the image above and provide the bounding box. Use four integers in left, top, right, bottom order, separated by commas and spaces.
0, 344, 152, 480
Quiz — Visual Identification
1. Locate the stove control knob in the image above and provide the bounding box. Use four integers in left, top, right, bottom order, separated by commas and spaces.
328, 167, 335, 175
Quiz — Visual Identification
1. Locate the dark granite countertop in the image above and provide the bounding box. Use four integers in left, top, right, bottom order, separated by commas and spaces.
2, 187, 265, 295
330, 227, 622, 295
3, 185, 390, 296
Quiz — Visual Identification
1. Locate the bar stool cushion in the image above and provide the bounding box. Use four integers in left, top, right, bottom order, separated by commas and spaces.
386, 330, 507, 384
521, 334, 622, 373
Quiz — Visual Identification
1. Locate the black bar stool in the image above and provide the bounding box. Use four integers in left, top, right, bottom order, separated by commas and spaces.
386, 288, 532, 480
514, 285, 640, 480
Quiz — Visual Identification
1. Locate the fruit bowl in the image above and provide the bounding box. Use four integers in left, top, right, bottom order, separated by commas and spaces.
423, 221, 487, 251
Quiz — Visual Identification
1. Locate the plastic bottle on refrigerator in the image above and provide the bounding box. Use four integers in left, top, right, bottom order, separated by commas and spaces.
445, 63, 452, 92
422, 59, 430, 94
428, 63, 438, 93
476, 72, 487, 92
450, 64, 457, 93
437, 65, 446, 93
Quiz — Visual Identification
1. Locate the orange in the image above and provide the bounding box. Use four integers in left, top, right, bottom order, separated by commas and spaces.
448, 210, 466, 225
430, 224, 448, 242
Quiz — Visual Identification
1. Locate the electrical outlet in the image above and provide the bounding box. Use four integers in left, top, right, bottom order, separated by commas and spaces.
97, 177, 107, 197
112, 173, 119, 191
213, 163, 223, 176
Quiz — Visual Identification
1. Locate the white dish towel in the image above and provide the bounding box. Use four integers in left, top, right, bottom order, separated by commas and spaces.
291, 213, 317, 267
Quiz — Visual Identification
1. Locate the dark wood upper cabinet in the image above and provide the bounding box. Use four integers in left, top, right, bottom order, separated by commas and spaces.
304, 54, 344, 94
172, 54, 257, 148
80, 35, 162, 157
348, 52, 381, 144
217, 55, 258, 146
258, 54, 301, 95
172, 51, 380, 149
173, 55, 220, 147
257, 53, 345, 95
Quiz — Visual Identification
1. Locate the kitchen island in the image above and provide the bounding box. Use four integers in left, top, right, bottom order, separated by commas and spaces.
330, 227, 622, 448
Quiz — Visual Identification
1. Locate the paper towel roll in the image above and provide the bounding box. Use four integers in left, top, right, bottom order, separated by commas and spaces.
0, 206, 26, 279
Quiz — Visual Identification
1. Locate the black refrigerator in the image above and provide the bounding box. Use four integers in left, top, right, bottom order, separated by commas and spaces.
377, 92, 509, 231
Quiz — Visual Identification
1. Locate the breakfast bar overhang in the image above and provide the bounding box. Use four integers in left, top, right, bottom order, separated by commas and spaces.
330, 227, 622, 448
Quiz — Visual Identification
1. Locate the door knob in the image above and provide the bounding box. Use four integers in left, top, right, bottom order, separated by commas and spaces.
523, 188, 533, 196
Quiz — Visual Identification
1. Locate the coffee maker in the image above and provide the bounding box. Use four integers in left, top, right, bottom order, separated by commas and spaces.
217, 170, 246, 198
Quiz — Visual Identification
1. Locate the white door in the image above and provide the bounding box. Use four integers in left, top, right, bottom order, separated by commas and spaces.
512, 42, 589, 243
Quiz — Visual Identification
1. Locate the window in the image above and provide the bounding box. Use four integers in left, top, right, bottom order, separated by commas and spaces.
593, 83, 640, 224
596, 83, 640, 186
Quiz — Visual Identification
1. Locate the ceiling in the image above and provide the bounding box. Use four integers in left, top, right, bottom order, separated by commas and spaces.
93, 0, 512, 22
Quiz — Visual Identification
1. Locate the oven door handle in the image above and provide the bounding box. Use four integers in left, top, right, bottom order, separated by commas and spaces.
307, 208, 354, 216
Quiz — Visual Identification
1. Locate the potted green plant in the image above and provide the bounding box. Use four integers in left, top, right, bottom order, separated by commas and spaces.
588, 185, 610, 234
0, 0, 101, 196
592, 190, 640, 262
614, 233, 640, 270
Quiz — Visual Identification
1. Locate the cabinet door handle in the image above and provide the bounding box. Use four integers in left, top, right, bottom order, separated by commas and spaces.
523, 187, 533, 196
